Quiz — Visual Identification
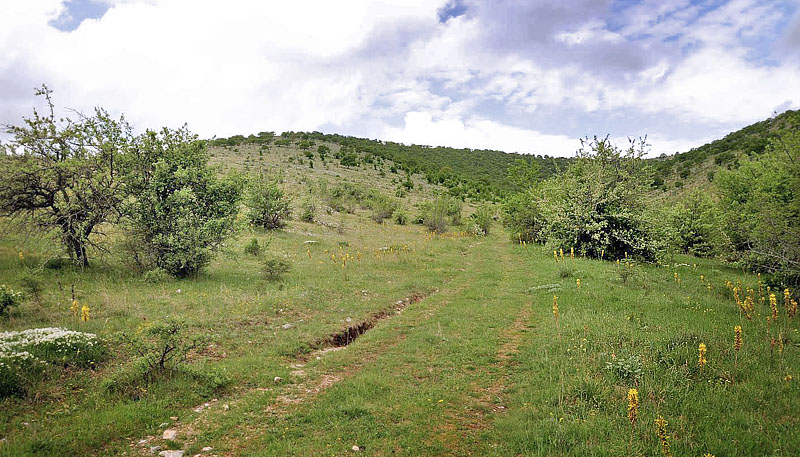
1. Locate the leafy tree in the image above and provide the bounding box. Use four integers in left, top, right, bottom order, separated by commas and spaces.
0, 86, 132, 266
715, 127, 800, 285
245, 175, 292, 230
419, 195, 462, 232
507, 158, 541, 189
664, 190, 724, 257
121, 127, 243, 277
539, 136, 662, 261
317, 144, 330, 159
471, 203, 494, 236
502, 187, 547, 242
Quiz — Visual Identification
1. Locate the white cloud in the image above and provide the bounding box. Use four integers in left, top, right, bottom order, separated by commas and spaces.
1, 0, 799, 158
382, 111, 578, 155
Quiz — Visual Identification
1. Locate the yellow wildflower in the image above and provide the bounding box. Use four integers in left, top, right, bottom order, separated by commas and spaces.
70, 299, 80, 317
654, 416, 673, 457
627, 388, 638, 426
576, 278, 581, 289
770, 293, 778, 320
81, 305, 90, 322
698, 342, 707, 369
734, 326, 742, 351
552, 295, 559, 323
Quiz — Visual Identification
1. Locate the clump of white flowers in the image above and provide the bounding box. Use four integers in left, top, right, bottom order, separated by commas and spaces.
1, 327, 105, 397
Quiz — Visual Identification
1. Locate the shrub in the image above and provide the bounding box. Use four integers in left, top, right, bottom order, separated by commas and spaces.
366, 192, 398, 224
261, 256, 291, 281
20, 269, 44, 301
121, 127, 243, 278
502, 188, 546, 242
539, 137, 662, 261
0, 285, 23, 317
118, 318, 200, 387
245, 176, 292, 230
300, 198, 316, 223
420, 195, 463, 232
243, 238, 262, 256
394, 209, 408, 225
142, 268, 170, 283
471, 204, 494, 236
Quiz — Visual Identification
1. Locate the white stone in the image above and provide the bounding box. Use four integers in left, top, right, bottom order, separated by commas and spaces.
282, 323, 293, 329
273, 376, 283, 383
159, 451, 184, 457
202, 447, 213, 452
162, 429, 177, 440
352, 445, 360, 451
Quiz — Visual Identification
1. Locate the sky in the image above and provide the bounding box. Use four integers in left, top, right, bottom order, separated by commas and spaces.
1, 0, 799, 157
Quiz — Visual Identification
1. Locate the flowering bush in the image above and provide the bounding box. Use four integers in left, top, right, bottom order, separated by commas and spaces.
0, 284, 24, 316
0, 327, 106, 397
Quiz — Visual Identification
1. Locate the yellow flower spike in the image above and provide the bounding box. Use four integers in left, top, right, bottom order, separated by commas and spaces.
70, 299, 80, 317
769, 293, 778, 320
18, 251, 24, 261
790, 299, 798, 319
306, 248, 312, 260
626, 388, 638, 426
570, 247, 574, 259
734, 326, 742, 351
576, 278, 581, 289
784, 288, 791, 314
654, 417, 673, 457
674, 272, 679, 282
81, 305, 90, 322
552, 295, 559, 324
559, 248, 564, 259
554, 250, 558, 262
700, 274, 704, 281
703, 454, 715, 457
698, 342, 707, 369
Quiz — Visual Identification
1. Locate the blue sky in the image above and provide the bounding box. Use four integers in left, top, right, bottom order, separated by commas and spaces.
2, 0, 799, 156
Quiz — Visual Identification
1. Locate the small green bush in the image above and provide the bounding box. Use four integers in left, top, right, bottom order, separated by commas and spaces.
261, 256, 291, 281
471, 204, 494, 236
142, 268, 170, 283
243, 238, 263, 256
20, 269, 44, 301
605, 355, 643, 383
394, 209, 408, 225
245, 176, 292, 230
300, 199, 316, 223
0, 285, 23, 317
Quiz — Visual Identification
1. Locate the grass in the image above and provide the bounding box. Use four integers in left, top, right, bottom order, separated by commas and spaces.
1, 213, 798, 456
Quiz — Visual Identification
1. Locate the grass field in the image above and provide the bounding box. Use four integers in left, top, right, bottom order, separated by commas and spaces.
1, 209, 798, 456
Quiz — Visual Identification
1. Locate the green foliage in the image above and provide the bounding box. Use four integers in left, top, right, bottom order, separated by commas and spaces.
419, 195, 462, 232
261, 255, 291, 281
243, 238, 263, 256
0, 284, 24, 316
20, 269, 44, 301
502, 187, 547, 242
604, 354, 643, 383
142, 268, 170, 283
0, 86, 132, 266
539, 137, 662, 261
507, 158, 541, 189
470, 203, 494, 236
365, 191, 398, 224
715, 128, 800, 285
117, 318, 201, 389
393, 208, 408, 225
663, 190, 724, 257
121, 127, 243, 277
300, 198, 316, 223
246, 176, 292, 230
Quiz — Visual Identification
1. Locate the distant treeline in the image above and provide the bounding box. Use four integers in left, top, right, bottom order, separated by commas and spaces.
210, 131, 571, 200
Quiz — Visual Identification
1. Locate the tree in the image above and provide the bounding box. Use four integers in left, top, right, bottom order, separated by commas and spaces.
121, 127, 243, 277
507, 158, 541, 189
0, 86, 132, 266
245, 175, 292, 230
716, 127, 800, 285
539, 136, 662, 261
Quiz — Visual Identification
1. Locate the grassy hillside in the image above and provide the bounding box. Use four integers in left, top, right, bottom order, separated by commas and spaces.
650, 109, 800, 192
211, 132, 571, 200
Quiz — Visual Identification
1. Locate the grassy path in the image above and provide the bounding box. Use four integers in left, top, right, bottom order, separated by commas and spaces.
133, 235, 536, 456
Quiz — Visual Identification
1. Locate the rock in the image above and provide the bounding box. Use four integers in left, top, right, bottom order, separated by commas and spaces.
193, 405, 205, 413
138, 438, 151, 445
345, 317, 352, 323
273, 376, 283, 383
176, 289, 181, 294
222, 404, 229, 410
149, 446, 162, 454
159, 451, 184, 457
202, 447, 213, 452
162, 429, 177, 440
159, 423, 169, 428
281, 323, 293, 330
169, 416, 178, 421
352, 445, 361, 451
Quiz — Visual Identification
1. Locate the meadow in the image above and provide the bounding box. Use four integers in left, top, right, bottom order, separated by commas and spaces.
1, 211, 797, 456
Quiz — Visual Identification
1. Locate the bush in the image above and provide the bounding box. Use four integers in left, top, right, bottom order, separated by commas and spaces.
502, 188, 547, 242
118, 318, 200, 388
20, 269, 44, 301
142, 268, 170, 283
605, 355, 643, 383
664, 190, 724, 257
121, 127, 243, 278
394, 209, 408, 225
538, 137, 662, 261
261, 256, 291, 281
300, 198, 316, 223
420, 195, 462, 232
245, 176, 292, 230
0, 285, 23, 317
243, 238, 263, 256
366, 191, 398, 224
471, 204, 494, 236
